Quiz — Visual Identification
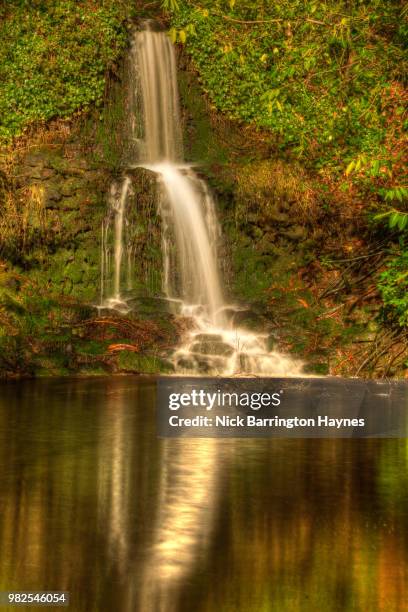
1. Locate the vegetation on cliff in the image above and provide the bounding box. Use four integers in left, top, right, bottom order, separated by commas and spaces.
0, 0, 130, 142
169, 1, 408, 341
170, 1, 406, 182
0, 2, 176, 377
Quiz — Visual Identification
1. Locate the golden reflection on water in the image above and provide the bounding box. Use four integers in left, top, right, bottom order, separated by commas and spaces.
97, 385, 133, 575
135, 438, 222, 612
0, 380, 407, 612
96, 382, 228, 612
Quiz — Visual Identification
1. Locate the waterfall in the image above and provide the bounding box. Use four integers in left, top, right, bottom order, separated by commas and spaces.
131, 26, 182, 163
100, 177, 132, 312
100, 23, 302, 376
154, 163, 225, 327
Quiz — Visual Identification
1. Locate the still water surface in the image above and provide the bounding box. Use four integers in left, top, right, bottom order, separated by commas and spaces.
0, 377, 407, 612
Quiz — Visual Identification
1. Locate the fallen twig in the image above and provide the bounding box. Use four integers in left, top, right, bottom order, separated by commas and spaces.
221, 15, 326, 26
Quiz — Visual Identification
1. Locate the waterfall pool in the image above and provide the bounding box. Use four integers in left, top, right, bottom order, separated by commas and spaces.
0, 376, 407, 611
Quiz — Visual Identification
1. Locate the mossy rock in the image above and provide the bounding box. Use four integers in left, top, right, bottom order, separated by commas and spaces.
191, 340, 234, 357
117, 351, 173, 374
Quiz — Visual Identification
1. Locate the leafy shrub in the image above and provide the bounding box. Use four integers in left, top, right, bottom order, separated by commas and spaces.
0, 1, 130, 142
170, 1, 407, 178
378, 250, 408, 327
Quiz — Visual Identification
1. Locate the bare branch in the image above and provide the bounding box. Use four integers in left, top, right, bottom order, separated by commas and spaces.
221, 15, 326, 26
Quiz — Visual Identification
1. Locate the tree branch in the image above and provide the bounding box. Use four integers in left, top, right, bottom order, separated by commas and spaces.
222, 15, 282, 24
221, 15, 326, 26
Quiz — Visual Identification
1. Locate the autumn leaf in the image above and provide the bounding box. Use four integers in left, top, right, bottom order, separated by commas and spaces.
297, 298, 309, 308
107, 343, 140, 353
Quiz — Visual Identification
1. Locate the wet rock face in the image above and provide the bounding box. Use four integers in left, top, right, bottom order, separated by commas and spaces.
193, 333, 223, 344
6, 134, 166, 305
17, 146, 108, 209
191, 340, 234, 357
8, 141, 110, 300
175, 353, 226, 375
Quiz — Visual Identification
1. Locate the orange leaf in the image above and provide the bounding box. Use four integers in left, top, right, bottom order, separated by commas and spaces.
297, 298, 309, 308
107, 343, 139, 353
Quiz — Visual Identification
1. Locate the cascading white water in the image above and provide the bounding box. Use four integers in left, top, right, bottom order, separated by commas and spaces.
152, 163, 225, 327
131, 26, 182, 163
100, 177, 132, 312
101, 22, 303, 376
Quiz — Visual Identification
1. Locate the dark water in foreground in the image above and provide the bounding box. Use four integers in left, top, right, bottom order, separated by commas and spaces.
0, 377, 407, 612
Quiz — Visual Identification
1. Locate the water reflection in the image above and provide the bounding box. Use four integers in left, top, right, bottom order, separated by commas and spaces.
136, 439, 221, 612
0, 378, 406, 612
97, 383, 134, 574
95, 381, 223, 612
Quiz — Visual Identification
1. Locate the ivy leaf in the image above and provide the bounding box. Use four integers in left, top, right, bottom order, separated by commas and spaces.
345, 161, 355, 176
371, 159, 380, 176
389, 212, 400, 229
397, 215, 407, 230
169, 27, 177, 43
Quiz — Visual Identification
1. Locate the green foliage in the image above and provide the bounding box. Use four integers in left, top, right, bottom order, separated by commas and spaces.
378, 250, 408, 327
0, 270, 78, 375
170, 1, 406, 176
117, 350, 172, 373
373, 185, 408, 231
172, 0, 408, 338
379, 186, 408, 204
161, 0, 180, 12
374, 209, 408, 231
0, 1, 130, 142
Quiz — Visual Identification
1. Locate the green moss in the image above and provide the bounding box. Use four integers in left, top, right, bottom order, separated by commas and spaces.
304, 362, 330, 375
178, 67, 230, 169
230, 241, 273, 305
76, 341, 106, 356
117, 351, 173, 374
